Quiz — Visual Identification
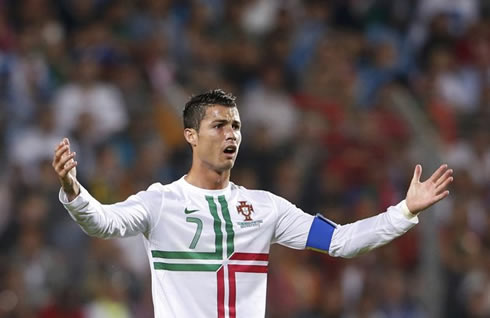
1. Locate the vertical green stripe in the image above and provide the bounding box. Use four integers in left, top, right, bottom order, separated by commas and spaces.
218, 195, 235, 258
151, 196, 224, 260
206, 196, 224, 259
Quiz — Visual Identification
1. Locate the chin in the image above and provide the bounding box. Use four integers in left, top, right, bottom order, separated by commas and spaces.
217, 160, 235, 172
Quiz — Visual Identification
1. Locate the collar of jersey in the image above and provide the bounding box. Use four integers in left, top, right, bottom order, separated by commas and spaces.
179, 175, 232, 196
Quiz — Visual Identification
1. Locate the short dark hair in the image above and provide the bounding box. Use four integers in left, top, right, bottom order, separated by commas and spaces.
183, 89, 237, 130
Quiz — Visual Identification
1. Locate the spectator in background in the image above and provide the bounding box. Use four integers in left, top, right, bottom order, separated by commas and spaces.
4, 26, 53, 130
446, 124, 490, 187
0, 1, 488, 317
3, 192, 67, 313
9, 106, 64, 184
241, 61, 299, 145
53, 53, 128, 143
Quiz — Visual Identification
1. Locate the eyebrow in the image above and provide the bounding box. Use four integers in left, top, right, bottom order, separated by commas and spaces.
210, 119, 241, 125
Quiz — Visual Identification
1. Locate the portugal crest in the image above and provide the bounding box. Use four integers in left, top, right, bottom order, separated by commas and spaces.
237, 201, 254, 221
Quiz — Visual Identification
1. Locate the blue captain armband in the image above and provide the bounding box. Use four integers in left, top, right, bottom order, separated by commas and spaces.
306, 214, 337, 254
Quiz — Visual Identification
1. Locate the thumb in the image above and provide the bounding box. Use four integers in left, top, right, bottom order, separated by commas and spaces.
411, 164, 422, 184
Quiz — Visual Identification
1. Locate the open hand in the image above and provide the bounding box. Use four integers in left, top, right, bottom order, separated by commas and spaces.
52, 138, 80, 200
406, 164, 453, 214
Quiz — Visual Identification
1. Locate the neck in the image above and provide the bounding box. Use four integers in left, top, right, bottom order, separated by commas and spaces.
185, 165, 231, 190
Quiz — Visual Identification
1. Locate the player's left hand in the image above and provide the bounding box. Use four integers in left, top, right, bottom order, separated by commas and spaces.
405, 164, 453, 214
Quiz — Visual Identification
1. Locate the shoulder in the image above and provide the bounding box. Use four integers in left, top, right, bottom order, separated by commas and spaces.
147, 182, 167, 192
230, 183, 278, 203
146, 179, 190, 199
234, 184, 298, 211
135, 181, 182, 212
146, 181, 181, 194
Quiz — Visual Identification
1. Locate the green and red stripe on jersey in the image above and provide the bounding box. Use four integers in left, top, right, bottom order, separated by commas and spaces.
151, 195, 268, 318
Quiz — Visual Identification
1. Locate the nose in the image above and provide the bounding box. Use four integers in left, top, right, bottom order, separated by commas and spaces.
224, 125, 237, 141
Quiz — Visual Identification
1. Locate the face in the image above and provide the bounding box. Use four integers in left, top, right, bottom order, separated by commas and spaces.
186, 105, 242, 173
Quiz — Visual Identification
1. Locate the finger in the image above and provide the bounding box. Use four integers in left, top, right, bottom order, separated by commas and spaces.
54, 144, 70, 160
428, 164, 448, 183
411, 164, 422, 184
57, 161, 76, 178
435, 169, 453, 187
59, 151, 76, 167
56, 152, 76, 173
433, 190, 450, 203
53, 148, 69, 168
54, 141, 66, 158
54, 138, 70, 152
55, 140, 65, 151
436, 176, 453, 194
59, 160, 78, 178
53, 145, 69, 168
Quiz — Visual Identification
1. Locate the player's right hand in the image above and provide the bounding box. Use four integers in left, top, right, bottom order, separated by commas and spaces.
52, 138, 80, 200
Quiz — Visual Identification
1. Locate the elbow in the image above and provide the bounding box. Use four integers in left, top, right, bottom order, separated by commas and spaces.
329, 245, 372, 259
80, 224, 109, 238
329, 249, 356, 259
79, 221, 122, 238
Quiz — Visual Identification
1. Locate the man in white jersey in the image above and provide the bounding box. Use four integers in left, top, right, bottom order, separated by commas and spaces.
52, 89, 453, 318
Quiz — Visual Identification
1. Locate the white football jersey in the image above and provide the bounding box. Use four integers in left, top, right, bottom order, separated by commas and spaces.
60, 176, 418, 318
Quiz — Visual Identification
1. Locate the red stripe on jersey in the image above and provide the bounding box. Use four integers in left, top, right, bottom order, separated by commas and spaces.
217, 267, 225, 318
229, 252, 269, 261
228, 265, 268, 318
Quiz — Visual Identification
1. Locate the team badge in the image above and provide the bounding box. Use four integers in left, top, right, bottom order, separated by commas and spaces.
237, 201, 254, 221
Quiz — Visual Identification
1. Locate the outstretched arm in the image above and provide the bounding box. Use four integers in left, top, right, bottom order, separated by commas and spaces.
306, 164, 453, 258
52, 138, 158, 238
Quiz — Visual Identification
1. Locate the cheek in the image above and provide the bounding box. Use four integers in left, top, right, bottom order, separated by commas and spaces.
198, 135, 220, 153
237, 132, 242, 145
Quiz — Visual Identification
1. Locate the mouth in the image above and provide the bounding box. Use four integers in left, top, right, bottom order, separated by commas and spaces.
223, 145, 237, 157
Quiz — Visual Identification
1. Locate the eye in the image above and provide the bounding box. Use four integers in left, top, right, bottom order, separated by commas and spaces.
233, 123, 241, 130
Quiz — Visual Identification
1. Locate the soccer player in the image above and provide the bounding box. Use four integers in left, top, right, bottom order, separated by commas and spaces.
52, 89, 453, 318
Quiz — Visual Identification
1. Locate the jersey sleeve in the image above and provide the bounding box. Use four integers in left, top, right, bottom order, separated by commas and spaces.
59, 182, 162, 239
270, 193, 314, 249
328, 200, 418, 258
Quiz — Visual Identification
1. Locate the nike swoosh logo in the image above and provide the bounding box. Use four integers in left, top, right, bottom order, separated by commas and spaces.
184, 208, 199, 214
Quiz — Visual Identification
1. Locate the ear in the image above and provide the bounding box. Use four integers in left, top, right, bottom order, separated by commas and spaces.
184, 128, 198, 147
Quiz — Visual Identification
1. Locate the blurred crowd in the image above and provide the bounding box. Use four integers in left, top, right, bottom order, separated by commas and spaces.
0, 0, 489, 317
